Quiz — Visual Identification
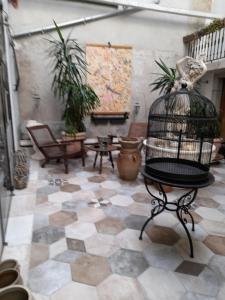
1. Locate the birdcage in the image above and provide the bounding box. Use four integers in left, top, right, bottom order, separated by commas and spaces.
144, 86, 218, 184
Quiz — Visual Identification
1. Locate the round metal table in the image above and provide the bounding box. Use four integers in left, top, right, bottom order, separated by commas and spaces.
140, 167, 214, 258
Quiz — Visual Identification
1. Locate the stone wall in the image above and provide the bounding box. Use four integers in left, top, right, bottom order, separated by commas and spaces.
10, 0, 218, 138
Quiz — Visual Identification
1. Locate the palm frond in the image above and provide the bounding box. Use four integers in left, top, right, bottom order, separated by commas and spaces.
48, 21, 100, 132
150, 59, 176, 95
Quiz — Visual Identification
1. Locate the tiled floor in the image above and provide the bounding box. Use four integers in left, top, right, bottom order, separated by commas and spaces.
2, 152, 225, 300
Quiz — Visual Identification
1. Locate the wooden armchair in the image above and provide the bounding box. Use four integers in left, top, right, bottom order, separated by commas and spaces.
26, 125, 85, 174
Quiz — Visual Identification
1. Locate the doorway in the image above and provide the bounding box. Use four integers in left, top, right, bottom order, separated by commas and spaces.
219, 79, 225, 139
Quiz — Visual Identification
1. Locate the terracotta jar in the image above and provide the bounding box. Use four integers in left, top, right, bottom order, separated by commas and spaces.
0, 285, 33, 300
0, 259, 20, 273
117, 137, 142, 181
0, 269, 23, 289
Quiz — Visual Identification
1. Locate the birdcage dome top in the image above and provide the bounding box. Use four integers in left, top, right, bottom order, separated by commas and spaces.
149, 88, 217, 121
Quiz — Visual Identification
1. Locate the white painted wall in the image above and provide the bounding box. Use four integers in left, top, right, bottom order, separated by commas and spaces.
9, 0, 225, 138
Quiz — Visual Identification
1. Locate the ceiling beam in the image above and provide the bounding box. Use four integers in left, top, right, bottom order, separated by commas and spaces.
86, 0, 222, 19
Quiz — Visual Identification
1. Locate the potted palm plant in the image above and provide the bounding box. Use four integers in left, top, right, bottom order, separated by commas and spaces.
48, 21, 100, 136
150, 59, 177, 95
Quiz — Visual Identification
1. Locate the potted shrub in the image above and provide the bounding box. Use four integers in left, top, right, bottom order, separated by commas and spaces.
48, 21, 100, 137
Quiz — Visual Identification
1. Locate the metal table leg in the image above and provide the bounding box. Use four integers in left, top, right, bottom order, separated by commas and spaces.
139, 178, 197, 258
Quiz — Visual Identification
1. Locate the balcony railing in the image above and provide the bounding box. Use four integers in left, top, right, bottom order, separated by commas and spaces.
184, 27, 225, 63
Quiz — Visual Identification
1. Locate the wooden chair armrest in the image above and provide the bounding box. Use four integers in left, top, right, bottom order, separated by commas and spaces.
41, 143, 67, 149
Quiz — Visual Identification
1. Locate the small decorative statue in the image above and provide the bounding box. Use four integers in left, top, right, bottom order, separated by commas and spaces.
172, 53, 207, 91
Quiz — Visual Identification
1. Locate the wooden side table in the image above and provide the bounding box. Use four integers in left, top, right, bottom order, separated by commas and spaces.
87, 145, 118, 174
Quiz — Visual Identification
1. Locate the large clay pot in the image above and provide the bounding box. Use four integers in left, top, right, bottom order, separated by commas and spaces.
117, 137, 141, 181
0, 269, 23, 289
0, 285, 33, 300
0, 259, 20, 273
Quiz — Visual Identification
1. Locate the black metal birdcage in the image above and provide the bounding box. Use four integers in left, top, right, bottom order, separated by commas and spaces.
145, 86, 218, 184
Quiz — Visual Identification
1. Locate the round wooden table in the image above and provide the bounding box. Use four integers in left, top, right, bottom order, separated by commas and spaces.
87, 144, 118, 174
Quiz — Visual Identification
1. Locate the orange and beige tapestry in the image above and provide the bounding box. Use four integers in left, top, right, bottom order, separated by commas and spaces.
86, 44, 132, 113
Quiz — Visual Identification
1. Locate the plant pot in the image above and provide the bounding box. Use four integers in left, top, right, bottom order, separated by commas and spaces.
0, 269, 23, 289
213, 137, 224, 161
0, 260, 20, 273
117, 137, 142, 181
0, 285, 33, 300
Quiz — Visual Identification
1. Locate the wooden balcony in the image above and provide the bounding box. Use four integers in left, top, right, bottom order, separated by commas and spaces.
184, 27, 225, 63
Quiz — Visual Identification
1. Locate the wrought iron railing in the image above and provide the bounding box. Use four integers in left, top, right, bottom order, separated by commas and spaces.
185, 28, 225, 62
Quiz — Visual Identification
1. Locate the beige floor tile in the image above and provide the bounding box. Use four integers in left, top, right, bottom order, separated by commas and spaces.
175, 239, 213, 264
65, 221, 97, 240
138, 267, 185, 300
116, 228, 150, 251
195, 207, 225, 222
77, 207, 105, 223
98, 274, 146, 300
85, 233, 119, 257
50, 282, 99, 300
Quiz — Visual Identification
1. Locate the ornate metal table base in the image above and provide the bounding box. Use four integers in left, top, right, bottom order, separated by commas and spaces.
139, 177, 198, 258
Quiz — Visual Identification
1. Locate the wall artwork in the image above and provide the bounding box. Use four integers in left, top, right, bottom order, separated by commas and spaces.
86, 44, 133, 114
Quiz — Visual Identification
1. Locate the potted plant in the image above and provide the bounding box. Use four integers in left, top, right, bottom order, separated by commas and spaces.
48, 21, 100, 137
150, 59, 177, 95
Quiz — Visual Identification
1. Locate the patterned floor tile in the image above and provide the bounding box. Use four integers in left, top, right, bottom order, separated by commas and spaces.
116, 228, 150, 251
97, 274, 147, 300
185, 211, 203, 224
182, 292, 216, 300
49, 211, 77, 227
208, 255, 225, 281
62, 200, 88, 212
37, 185, 60, 196
8, 157, 225, 299
49, 238, 67, 258
195, 197, 219, 208
95, 188, 117, 199
175, 223, 207, 241
71, 254, 111, 286
60, 184, 81, 193
110, 194, 133, 207
48, 191, 73, 205
128, 202, 151, 216
103, 205, 129, 220
28, 260, 71, 296
153, 212, 179, 228
32, 225, 65, 245
200, 219, 225, 236
109, 248, 149, 278
51, 282, 99, 300
146, 225, 180, 246
143, 243, 183, 271
66, 238, 86, 252
95, 217, 125, 235
100, 180, 121, 189
88, 175, 106, 183
124, 214, 148, 231
175, 239, 213, 264
77, 207, 105, 223
53, 250, 83, 263
30, 243, 49, 268
175, 261, 205, 276
132, 192, 152, 203
204, 235, 225, 255
33, 213, 49, 231
65, 222, 97, 240
85, 233, 119, 257
138, 267, 186, 300
195, 207, 225, 222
